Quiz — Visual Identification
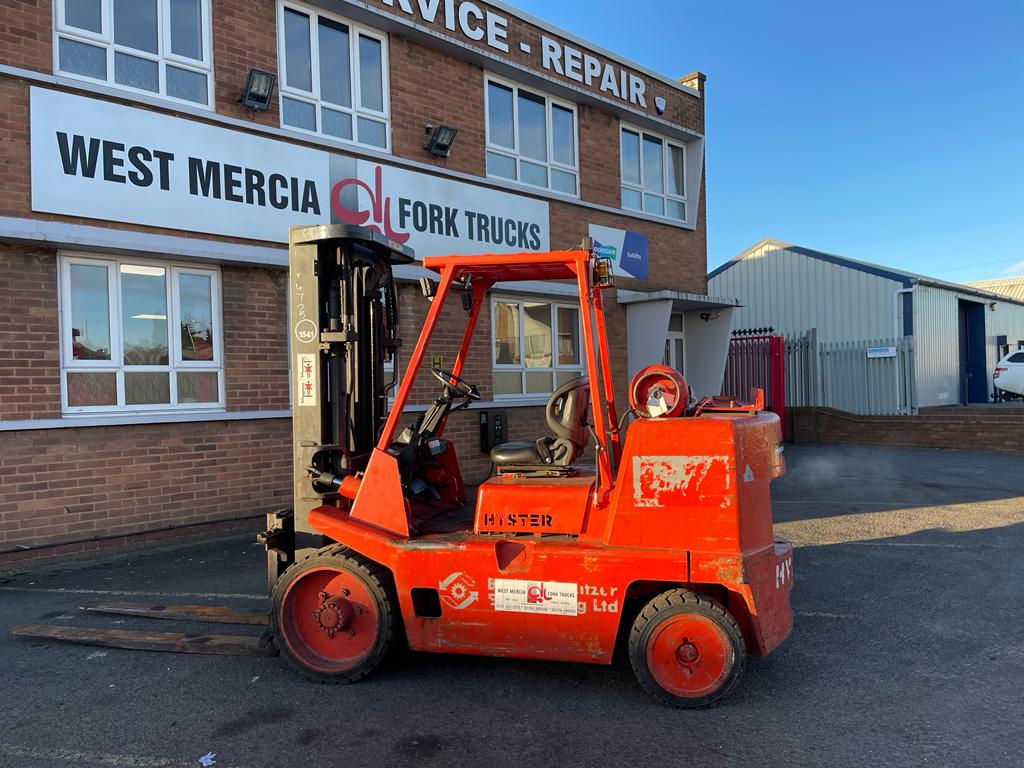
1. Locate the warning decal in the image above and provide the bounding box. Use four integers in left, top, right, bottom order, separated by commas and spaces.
493, 579, 578, 616
296, 353, 316, 407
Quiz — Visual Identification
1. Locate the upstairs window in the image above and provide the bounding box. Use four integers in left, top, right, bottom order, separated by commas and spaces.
492, 298, 583, 397
278, 1, 390, 150
620, 125, 687, 221
54, 0, 214, 108
485, 76, 579, 196
59, 254, 224, 413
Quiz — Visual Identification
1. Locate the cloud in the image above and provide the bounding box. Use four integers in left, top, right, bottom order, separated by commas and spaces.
1000, 261, 1024, 275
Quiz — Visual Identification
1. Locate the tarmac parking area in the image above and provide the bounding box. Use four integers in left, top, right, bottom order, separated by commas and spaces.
1, 444, 1022, 768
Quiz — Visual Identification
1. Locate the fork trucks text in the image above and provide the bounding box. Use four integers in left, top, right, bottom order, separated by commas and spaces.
265, 223, 793, 708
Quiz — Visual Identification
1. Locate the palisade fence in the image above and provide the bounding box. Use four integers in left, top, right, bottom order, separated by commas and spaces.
784, 330, 916, 415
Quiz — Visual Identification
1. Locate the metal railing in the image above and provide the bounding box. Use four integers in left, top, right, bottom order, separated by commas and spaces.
785, 331, 916, 415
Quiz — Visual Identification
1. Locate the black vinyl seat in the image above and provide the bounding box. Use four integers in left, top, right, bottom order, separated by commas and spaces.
489, 440, 548, 465
490, 377, 590, 470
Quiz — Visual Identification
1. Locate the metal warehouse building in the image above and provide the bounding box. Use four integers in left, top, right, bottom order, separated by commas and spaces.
0, 0, 739, 564
709, 238, 1024, 412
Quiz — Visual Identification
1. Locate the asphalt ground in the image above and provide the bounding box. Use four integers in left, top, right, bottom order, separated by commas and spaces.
1, 444, 1022, 768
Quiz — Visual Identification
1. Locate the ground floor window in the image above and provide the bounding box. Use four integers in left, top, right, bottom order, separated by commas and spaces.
492, 297, 583, 396
59, 253, 224, 413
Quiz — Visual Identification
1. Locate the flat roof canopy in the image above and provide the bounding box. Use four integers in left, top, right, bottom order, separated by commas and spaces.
422, 250, 583, 283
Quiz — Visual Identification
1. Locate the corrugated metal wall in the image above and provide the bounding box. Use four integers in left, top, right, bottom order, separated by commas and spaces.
913, 285, 1024, 407
708, 242, 904, 343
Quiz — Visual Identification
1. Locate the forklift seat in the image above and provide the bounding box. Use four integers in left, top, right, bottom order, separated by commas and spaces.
490, 377, 590, 470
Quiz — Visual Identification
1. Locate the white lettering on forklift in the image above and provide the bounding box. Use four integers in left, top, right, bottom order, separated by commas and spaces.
493, 579, 578, 616
633, 455, 729, 508
296, 353, 317, 407
775, 556, 793, 589
578, 584, 620, 615
439, 571, 478, 609
294, 318, 317, 344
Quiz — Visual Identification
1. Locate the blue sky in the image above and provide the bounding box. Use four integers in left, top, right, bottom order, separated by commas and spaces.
512, 0, 1024, 281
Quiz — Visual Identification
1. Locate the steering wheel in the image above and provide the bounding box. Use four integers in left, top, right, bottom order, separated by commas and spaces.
431, 367, 480, 400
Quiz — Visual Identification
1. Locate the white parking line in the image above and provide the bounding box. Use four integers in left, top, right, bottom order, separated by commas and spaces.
0, 586, 265, 600
848, 541, 968, 549
775, 500, 1022, 509
0, 744, 240, 768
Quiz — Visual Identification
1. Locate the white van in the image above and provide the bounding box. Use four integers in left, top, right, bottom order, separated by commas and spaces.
994, 350, 1024, 398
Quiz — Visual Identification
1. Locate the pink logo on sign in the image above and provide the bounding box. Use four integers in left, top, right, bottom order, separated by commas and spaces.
329, 165, 410, 244
527, 584, 551, 604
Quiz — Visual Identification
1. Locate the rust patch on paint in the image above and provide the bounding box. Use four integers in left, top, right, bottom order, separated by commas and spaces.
633, 455, 730, 508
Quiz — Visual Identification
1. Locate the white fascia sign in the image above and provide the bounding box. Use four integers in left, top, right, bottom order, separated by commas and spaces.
30, 87, 330, 243
378, 0, 650, 108
329, 154, 549, 257
29, 87, 549, 257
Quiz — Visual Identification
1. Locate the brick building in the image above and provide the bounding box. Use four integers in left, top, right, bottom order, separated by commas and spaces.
0, 0, 736, 564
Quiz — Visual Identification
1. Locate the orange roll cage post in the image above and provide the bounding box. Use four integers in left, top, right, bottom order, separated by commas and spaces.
360, 250, 620, 536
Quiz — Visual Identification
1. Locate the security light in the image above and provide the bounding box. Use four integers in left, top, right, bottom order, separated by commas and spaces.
424, 124, 458, 157
241, 69, 276, 111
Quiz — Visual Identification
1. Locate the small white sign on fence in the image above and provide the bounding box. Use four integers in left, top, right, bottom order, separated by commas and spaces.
866, 346, 897, 359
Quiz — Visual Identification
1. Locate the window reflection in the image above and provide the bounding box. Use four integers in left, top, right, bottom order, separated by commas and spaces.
70, 264, 111, 361
179, 273, 214, 361
494, 302, 520, 365
517, 91, 547, 161
358, 35, 383, 111
120, 264, 168, 365
487, 82, 514, 149
523, 302, 552, 368
319, 18, 351, 108
284, 8, 312, 91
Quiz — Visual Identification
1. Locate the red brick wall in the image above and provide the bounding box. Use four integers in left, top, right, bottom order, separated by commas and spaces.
211, 0, 281, 126
791, 407, 1024, 454
222, 266, 290, 412
389, 35, 487, 178
0, 417, 291, 551
0, 1, 51, 75
0, 245, 61, 421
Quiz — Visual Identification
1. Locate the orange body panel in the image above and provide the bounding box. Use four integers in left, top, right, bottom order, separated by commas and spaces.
308, 410, 793, 664
474, 475, 594, 535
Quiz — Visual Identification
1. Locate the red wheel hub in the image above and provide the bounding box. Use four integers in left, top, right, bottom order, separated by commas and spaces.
646, 614, 734, 699
279, 566, 379, 674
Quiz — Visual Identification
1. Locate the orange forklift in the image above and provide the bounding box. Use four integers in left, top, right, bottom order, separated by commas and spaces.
266, 224, 794, 708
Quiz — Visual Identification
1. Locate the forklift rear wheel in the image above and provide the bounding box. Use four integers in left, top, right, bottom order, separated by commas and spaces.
271, 548, 395, 683
629, 589, 746, 708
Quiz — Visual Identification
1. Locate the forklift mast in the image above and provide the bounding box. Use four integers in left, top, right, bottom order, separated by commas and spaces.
271, 225, 414, 582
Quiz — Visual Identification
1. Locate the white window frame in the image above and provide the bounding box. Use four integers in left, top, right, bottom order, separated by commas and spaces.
664, 313, 686, 373
620, 122, 687, 222
484, 74, 580, 197
277, 0, 391, 152
53, 0, 215, 110
58, 252, 225, 414
490, 296, 585, 399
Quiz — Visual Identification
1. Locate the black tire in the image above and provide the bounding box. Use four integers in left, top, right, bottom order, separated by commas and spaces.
270, 546, 395, 684
628, 589, 746, 708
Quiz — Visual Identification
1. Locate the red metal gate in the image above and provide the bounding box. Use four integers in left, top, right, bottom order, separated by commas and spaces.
721, 334, 786, 431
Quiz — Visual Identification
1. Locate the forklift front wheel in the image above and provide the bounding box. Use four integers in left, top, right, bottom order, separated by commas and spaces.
629, 589, 746, 708
271, 549, 395, 683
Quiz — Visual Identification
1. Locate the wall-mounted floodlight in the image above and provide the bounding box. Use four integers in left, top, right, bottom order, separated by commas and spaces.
424, 124, 458, 157
241, 68, 276, 111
